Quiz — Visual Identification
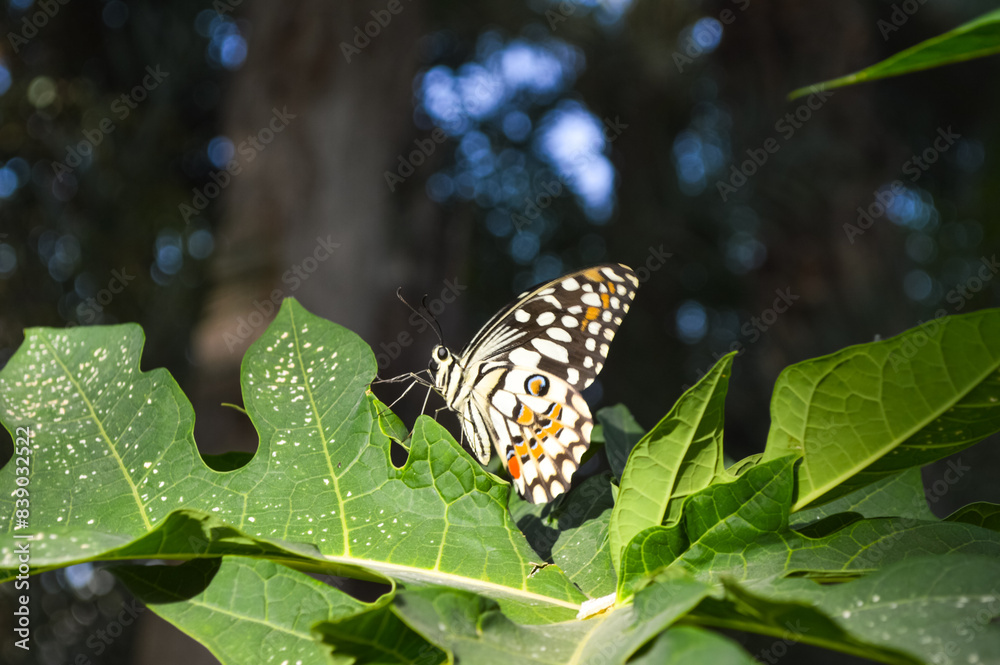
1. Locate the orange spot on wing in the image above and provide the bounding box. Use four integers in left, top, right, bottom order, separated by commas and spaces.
507, 455, 521, 480
586, 307, 600, 320
584, 268, 604, 282
514, 440, 529, 456
516, 405, 534, 425
530, 378, 544, 394
601, 293, 610, 308
541, 422, 563, 440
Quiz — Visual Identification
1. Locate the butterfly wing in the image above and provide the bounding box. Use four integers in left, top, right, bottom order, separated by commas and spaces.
462, 264, 639, 389
482, 368, 593, 502
458, 263, 639, 502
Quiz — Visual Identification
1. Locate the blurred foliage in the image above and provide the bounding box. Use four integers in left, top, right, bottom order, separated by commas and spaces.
0, 0, 232, 377
790, 7, 1000, 98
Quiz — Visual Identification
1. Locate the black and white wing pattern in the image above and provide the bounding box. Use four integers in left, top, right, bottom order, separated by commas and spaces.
430, 263, 639, 503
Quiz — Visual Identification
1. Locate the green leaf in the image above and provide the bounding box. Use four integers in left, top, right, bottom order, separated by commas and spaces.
726, 453, 762, 476
692, 579, 920, 665
620, 455, 1000, 594
783, 517, 1000, 579
375, 394, 410, 445
201, 451, 255, 472
946, 502, 1000, 532
608, 352, 735, 575
0, 300, 584, 615
316, 601, 449, 664
791, 468, 935, 528
510, 473, 617, 598
382, 574, 713, 665
114, 557, 370, 665
763, 309, 1000, 510
595, 404, 645, 481
628, 626, 757, 665
788, 8, 1000, 99
619, 456, 797, 598
741, 555, 1000, 665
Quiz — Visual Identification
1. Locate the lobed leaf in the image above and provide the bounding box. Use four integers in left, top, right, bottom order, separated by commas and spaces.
114, 557, 372, 665
0, 300, 584, 615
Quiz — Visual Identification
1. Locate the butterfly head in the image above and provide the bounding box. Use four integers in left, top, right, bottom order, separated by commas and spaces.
429, 345, 453, 389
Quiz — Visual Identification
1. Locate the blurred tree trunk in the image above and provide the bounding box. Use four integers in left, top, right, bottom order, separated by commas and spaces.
186, 0, 439, 457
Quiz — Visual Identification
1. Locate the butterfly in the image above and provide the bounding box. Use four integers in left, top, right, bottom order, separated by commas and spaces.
429, 264, 639, 503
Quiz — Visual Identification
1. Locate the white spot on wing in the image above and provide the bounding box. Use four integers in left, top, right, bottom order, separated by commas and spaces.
531, 338, 569, 363
604, 267, 626, 282
509, 347, 542, 367
546, 327, 572, 343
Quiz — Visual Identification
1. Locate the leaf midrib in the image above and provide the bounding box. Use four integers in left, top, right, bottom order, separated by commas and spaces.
39, 331, 153, 531
322, 553, 582, 610
611, 363, 726, 569
288, 306, 351, 556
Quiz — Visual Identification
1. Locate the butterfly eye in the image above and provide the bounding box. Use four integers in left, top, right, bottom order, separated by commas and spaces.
436, 347, 449, 361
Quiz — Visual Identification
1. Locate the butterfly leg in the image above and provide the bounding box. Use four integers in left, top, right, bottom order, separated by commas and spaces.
419, 383, 434, 417
374, 371, 438, 420
372, 369, 433, 386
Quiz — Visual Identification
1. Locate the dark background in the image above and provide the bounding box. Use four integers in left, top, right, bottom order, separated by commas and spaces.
1, 0, 999, 663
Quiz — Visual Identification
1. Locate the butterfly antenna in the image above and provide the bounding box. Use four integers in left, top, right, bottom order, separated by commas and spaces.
395, 287, 445, 345
420, 294, 446, 346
